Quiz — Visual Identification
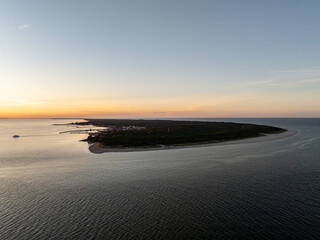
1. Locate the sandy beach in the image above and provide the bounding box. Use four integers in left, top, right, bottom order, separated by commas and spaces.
88, 129, 298, 154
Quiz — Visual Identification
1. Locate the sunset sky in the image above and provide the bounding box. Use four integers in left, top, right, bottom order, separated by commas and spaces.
1, 0, 320, 118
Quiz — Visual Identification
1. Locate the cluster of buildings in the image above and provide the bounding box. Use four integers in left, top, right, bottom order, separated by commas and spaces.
89, 125, 146, 137
113, 125, 146, 131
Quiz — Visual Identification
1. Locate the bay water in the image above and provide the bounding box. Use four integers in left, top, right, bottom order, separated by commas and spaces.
0, 118, 319, 239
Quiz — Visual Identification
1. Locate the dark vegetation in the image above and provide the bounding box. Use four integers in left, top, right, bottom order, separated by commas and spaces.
69, 121, 91, 126
82, 119, 286, 147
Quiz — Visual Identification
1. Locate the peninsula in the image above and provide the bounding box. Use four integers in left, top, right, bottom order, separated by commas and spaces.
77, 119, 287, 151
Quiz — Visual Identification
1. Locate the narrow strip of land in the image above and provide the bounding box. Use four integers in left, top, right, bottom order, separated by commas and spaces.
70, 119, 291, 153
88, 128, 296, 153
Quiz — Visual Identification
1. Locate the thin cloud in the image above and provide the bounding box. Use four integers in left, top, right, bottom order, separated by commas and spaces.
17, 24, 31, 30
283, 78, 320, 86
234, 68, 320, 88
153, 112, 167, 114
277, 68, 320, 74
1, 100, 47, 106
241, 80, 274, 86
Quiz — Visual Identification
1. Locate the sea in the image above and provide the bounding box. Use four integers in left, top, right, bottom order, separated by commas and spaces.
0, 118, 319, 239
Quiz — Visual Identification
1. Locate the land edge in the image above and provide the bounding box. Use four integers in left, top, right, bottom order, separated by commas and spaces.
88, 128, 297, 154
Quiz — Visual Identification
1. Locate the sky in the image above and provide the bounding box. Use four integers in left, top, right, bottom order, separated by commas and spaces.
1, 0, 320, 118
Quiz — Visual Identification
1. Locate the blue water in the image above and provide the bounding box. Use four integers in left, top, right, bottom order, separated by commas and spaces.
0, 118, 319, 239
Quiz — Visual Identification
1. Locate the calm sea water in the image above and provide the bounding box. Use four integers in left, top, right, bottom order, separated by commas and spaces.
0, 118, 319, 239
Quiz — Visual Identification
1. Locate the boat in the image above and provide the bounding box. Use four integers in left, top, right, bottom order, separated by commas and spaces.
13, 135, 20, 138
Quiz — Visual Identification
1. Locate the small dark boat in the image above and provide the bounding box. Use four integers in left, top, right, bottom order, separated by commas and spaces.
13, 135, 20, 138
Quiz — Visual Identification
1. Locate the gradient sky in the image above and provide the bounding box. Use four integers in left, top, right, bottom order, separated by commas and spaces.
1, 0, 320, 118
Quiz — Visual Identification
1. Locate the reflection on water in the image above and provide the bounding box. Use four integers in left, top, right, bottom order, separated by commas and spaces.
0, 119, 89, 167
0, 118, 320, 239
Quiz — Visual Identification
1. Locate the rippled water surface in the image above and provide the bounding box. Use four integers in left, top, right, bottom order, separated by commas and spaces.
0, 118, 319, 239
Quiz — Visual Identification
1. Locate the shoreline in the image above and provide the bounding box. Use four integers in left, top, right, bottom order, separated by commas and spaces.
88, 129, 297, 154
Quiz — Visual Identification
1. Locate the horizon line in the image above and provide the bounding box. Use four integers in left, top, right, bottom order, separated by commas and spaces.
2, 117, 320, 120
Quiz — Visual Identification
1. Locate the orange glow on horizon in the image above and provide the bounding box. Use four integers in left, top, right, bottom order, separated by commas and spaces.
1, 92, 320, 118
1, 106, 318, 118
